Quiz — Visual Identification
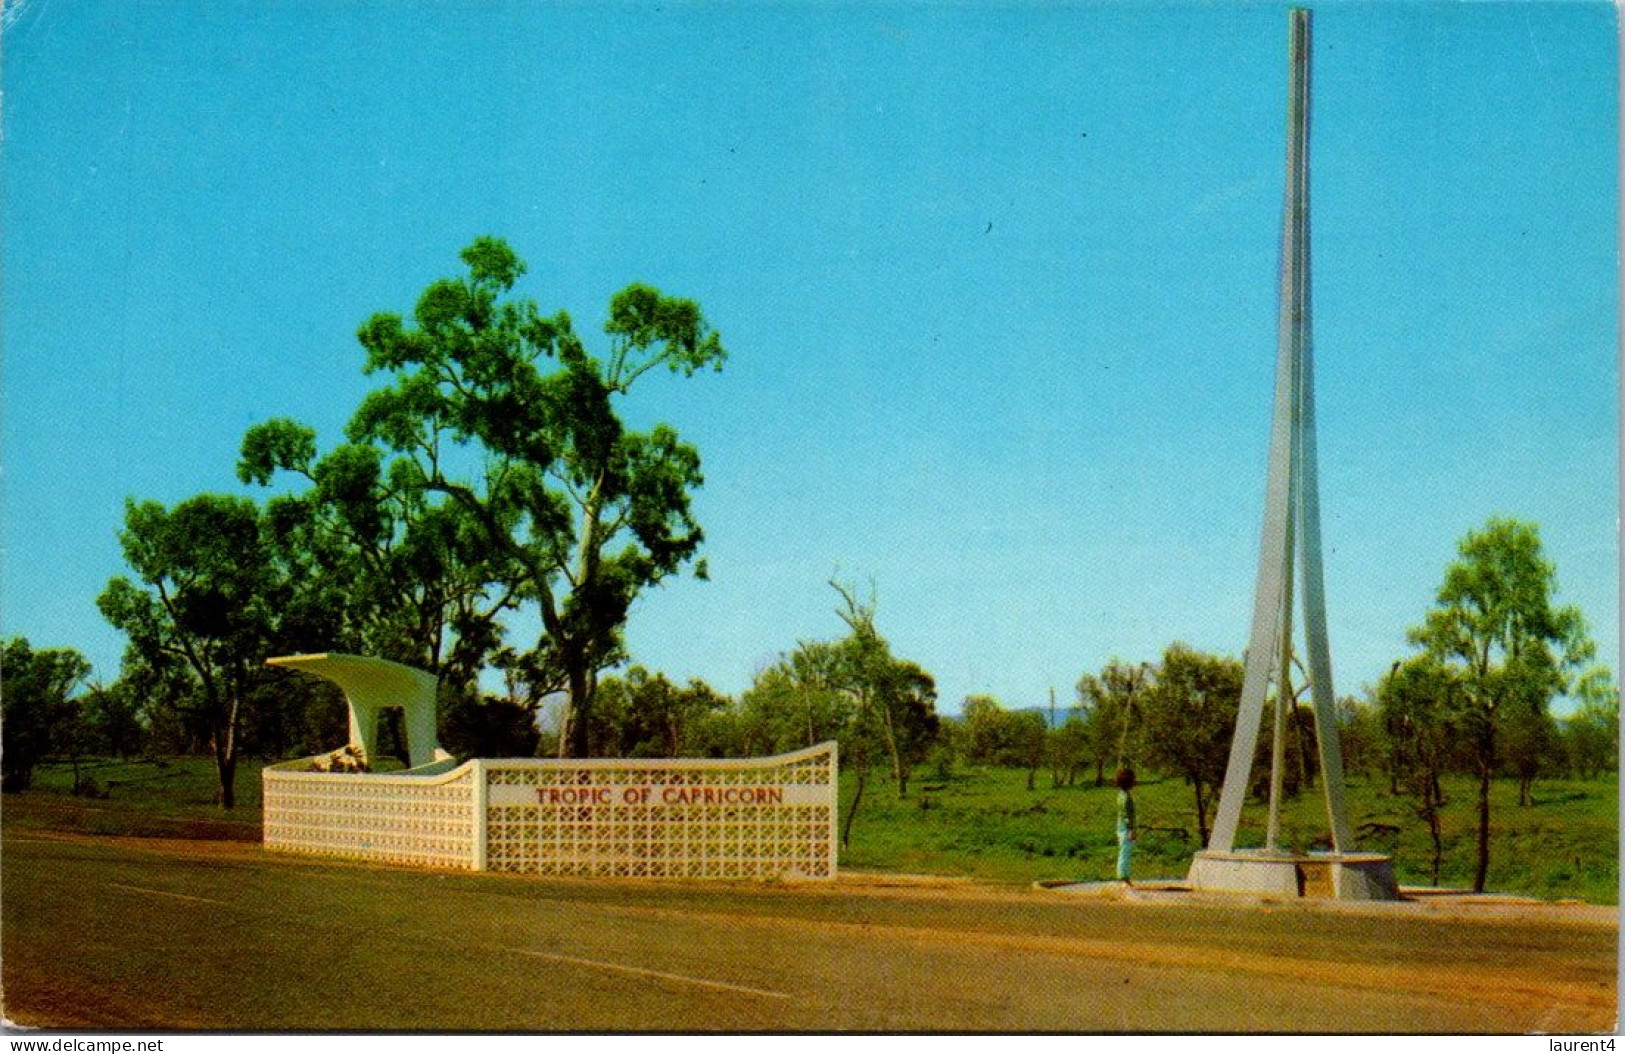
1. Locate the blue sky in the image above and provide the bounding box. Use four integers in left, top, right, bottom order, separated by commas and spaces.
4, 1, 1617, 715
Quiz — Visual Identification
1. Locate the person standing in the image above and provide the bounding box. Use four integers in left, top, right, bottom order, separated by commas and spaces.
1114, 766, 1137, 884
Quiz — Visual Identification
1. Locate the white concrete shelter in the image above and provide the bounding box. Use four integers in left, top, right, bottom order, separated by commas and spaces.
267, 653, 444, 769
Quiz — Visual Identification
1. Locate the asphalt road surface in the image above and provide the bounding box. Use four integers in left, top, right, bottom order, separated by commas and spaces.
3, 829, 1615, 1032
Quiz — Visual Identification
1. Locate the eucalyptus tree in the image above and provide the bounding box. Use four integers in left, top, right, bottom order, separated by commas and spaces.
344, 238, 725, 756
239, 416, 518, 692
1075, 659, 1152, 786
1408, 517, 1593, 893
1564, 666, 1619, 777
1138, 644, 1243, 845
961, 694, 1010, 763
82, 679, 145, 758
1047, 713, 1092, 787
1502, 697, 1561, 806
1, 637, 91, 792
114, 648, 206, 755
829, 580, 939, 803
737, 641, 855, 756
1376, 657, 1461, 885
98, 495, 282, 808
739, 583, 938, 845
1004, 708, 1049, 791
590, 666, 727, 758
1335, 695, 1383, 779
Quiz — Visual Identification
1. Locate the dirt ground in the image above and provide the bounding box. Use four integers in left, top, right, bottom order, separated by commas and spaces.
3, 827, 1616, 1032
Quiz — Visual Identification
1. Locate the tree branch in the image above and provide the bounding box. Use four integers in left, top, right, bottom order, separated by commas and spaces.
427, 478, 561, 637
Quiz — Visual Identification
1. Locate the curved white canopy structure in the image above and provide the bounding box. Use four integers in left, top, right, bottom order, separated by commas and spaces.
267, 653, 442, 769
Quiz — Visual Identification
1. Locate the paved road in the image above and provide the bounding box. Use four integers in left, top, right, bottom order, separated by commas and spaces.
3, 829, 1615, 1031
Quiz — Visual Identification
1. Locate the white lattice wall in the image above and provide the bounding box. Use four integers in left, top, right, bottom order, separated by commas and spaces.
262, 758, 478, 869
262, 743, 838, 881
480, 743, 838, 880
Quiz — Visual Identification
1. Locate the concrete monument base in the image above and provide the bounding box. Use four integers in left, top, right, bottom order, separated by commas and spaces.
1186, 848, 1400, 901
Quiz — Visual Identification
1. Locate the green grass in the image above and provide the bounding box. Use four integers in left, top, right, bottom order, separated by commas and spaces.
29, 756, 266, 815
10, 755, 1618, 903
7, 757, 268, 840
840, 766, 1620, 904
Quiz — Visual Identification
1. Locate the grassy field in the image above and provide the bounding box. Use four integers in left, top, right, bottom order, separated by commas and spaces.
7, 757, 267, 841
840, 765, 1620, 904
11, 754, 395, 839
12, 755, 1619, 903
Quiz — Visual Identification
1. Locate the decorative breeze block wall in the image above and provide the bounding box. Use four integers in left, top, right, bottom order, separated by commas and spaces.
262, 758, 477, 869
262, 743, 837, 881
482, 743, 837, 880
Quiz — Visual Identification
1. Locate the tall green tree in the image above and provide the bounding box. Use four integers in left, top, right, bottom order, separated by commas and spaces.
1563, 666, 1619, 777
1337, 695, 1382, 779
98, 495, 282, 808
1075, 659, 1151, 786
736, 642, 854, 756
590, 667, 727, 757
82, 679, 145, 758
1046, 713, 1092, 787
1408, 517, 1592, 893
439, 689, 542, 761
1139, 644, 1242, 845
1376, 657, 1462, 885
345, 237, 725, 756
1003, 709, 1049, 791
828, 580, 939, 802
741, 583, 938, 846
959, 694, 1045, 786
115, 649, 210, 755
239, 418, 519, 693
1502, 697, 1561, 806
960, 694, 1010, 764
1, 638, 91, 791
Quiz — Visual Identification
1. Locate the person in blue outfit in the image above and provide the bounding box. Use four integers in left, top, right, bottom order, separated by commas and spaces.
1114, 766, 1137, 885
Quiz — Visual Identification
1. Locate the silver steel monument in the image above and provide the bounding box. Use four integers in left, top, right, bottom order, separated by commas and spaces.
1184, 8, 1398, 900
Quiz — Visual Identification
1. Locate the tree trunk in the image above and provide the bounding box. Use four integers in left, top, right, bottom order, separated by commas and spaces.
884, 738, 906, 798
875, 695, 907, 799
841, 767, 867, 849
1427, 809, 1443, 886
217, 751, 238, 810
565, 661, 592, 758
1193, 780, 1210, 846
1517, 774, 1531, 807
554, 708, 572, 759
1026, 764, 1037, 792
565, 475, 606, 760
1473, 765, 1492, 894
213, 692, 241, 810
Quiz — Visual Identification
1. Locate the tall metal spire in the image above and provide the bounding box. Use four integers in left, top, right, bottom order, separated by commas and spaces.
1204, 7, 1354, 856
